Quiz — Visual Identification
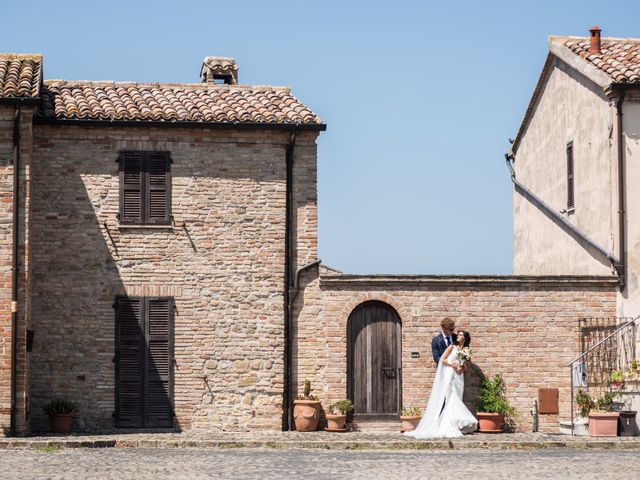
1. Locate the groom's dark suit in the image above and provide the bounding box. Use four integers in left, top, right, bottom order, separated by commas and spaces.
431, 332, 457, 365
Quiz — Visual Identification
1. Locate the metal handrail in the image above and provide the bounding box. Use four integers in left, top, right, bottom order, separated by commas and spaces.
567, 315, 639, 367
567, 315, 639, 435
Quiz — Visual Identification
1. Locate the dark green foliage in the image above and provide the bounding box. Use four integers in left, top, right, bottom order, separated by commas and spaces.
44, 399, 78, 415
476, 374, 516, 416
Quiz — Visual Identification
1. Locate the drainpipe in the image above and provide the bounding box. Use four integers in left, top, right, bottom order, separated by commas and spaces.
615, 90, 627, 289
10, 107, 21, 436
285, 258, 321, 431
291, 259, 321, 305
283, 129, 296, 431
505, 153, 621, 274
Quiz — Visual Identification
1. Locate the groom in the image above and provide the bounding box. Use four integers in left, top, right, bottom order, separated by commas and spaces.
431, 317, 457, 364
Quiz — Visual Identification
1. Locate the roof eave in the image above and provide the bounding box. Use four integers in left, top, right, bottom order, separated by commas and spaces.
32, 116, 327, 131
0, 97, 41, 106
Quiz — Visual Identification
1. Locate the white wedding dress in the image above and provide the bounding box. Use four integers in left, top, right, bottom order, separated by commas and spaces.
405, 346, 478, 439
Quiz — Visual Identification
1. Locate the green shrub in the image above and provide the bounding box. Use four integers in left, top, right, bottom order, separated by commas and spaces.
476, 374, 516, 416
575, 388, 595, 417
327, 399, 354, 415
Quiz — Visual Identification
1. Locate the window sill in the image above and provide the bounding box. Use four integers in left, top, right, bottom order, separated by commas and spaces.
118, 224, 174, 231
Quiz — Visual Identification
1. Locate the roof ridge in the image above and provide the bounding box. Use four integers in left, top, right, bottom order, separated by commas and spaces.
550, 35, 640, 44
0, 53, 43, 59
43, 79, 292, 92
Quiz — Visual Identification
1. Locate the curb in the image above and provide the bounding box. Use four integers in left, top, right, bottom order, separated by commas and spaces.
1, 438, 640, 451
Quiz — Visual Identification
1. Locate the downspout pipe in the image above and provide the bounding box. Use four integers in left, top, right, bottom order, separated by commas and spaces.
505, 153, 621, 275
283, 129, 296, 431
10, 107, 21, 436
285, 258, 321, 431
290, 259, 322, 305
615, 90, 627, 289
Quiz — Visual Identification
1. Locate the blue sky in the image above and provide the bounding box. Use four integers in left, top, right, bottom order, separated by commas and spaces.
4, 1, 639, 274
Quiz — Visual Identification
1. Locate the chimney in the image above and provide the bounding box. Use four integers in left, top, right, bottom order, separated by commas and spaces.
200, 56, 238, 85
589, 26, 602, 55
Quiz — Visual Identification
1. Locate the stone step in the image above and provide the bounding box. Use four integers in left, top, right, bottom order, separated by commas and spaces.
559, 418, 589, 436
349, 416, 401, 433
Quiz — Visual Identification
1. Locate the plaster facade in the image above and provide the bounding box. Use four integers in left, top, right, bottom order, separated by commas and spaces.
513, 57, 617, 277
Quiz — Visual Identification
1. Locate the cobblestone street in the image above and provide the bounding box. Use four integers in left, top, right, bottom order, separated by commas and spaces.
0, 447, 638, 480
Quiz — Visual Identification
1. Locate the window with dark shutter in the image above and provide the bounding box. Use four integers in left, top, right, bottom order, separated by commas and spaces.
118, 151, 172, 225
567, 141, 575, 212
115, 296, 174, 428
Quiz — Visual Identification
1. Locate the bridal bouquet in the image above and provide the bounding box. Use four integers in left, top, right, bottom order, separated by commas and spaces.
456, 347, 473, 366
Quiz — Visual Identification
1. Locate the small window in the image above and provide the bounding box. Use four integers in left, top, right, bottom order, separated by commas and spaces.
567, 141, 574, 212
118, 151, 172, 225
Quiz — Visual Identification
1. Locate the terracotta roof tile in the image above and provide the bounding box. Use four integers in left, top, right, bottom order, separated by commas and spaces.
39, 80, 323, 125
562, 37, 640, 84
0, 53, 42, 98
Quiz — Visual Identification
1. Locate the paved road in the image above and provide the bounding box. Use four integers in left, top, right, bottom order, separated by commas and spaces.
1, 447, 637, 479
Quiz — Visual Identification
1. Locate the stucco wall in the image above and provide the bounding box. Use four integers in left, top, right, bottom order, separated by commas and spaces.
293, 269, 618, 433
27, 124, 318, 432
513, 57, 616, 277
619, 97, 640, 316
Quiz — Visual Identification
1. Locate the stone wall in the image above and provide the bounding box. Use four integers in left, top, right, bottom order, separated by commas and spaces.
27, 124, 318, 432
0, 106, 34, 435
0, 106, 15, 433
293, 270, 618, 433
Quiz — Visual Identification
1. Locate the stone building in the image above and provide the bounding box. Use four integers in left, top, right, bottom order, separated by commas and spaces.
0, 43, 622, 436
0, 53, 324, 434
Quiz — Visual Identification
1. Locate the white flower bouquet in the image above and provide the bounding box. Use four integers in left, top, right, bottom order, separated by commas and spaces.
456, 347, 473, 365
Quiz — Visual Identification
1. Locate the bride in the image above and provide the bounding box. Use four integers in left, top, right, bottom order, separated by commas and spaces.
405, 330, 477, 438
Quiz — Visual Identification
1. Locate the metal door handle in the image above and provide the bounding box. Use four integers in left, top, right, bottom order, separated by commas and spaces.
381, 367, 397, 379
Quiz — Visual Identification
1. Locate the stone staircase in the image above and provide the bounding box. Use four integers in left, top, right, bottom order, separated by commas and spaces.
349, 415, 401, 433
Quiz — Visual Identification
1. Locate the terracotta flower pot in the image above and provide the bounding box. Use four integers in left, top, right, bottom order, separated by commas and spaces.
293, 399, 321, 432
400, 415, 421, 432
50, 413, 73, 434
477, 412, 503, 433
588, 412, 619, 437
326, 414, 346, 430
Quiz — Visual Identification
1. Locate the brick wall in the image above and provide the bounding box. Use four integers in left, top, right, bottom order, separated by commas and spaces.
0, 107, 14, 433
27, 124, 318, 432
293, 271, 618, 432
0, 106, 34, 435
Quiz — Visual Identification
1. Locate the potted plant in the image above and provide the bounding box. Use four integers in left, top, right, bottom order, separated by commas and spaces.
44, 399, 78, 434
325, 399, 353, 432
476, 374, 516, 433
293, 380, 322, 432
400, 406, 422, 432
587, 391, 619, 437
610, 370, 625, 390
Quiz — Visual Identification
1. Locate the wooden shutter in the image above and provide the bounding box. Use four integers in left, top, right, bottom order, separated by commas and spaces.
145, 298, 174, 427
145, 152, 171, 224
116, 297, 174, 428
115, 298, 144, 428
119, 152, 143, 224
119, 151, 171, 225
567, 141, 575, 211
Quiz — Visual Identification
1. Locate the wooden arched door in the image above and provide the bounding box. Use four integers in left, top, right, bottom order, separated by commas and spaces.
347, 301, 402, 416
